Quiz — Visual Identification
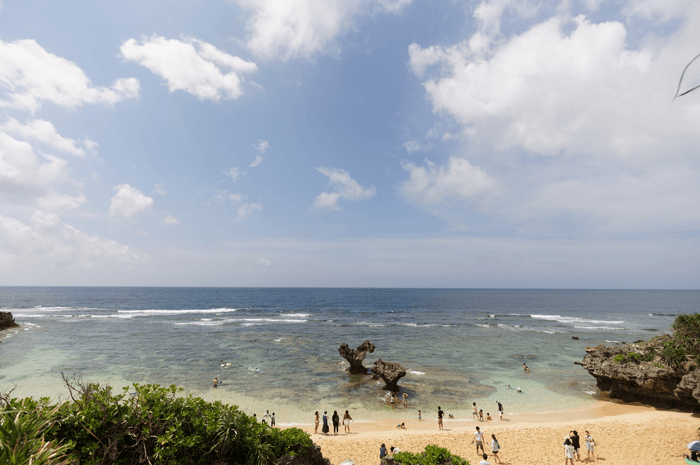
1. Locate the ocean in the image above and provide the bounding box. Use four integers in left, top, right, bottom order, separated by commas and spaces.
0, 287, 696, 424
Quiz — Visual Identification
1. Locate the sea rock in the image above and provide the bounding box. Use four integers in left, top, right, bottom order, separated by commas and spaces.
339, 340, 376, 374
0, 312, 19, 331
581, 342, 700, 410
277, 443, 331, 465
370, 359, 406, 392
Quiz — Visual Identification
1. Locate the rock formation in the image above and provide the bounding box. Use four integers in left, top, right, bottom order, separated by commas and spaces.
338, 340, 376, 374
581, 342, 700, 410
370, 359, 406, 392
0, 312, 19, 331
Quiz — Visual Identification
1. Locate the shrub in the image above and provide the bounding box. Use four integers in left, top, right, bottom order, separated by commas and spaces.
0, 401, 69, 465
393, 445, 469, 465
613, 354, 626, 363
660, 313, 700, 366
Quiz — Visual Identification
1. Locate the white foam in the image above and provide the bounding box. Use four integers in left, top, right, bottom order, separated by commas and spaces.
280, 313, 310, 317
91, 314, 135, 319
605, 340, 620, 343
531, 315, 624, 325
574, 326, 627, 330
474, 324, 490, 328
13, 314, 45, 318
118, 308, 237, 316
409, 370, 425, 375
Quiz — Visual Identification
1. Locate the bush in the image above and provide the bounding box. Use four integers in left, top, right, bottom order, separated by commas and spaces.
660, 313, 700, 366
3, 377, 314, 465
0, 401, 69, 465
393, 445, 469, 465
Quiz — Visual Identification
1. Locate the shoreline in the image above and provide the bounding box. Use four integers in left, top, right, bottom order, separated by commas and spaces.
295, 401, 699, 465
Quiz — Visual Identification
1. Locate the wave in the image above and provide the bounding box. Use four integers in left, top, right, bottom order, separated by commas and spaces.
531, 314, 624, 325
648, 313, 676, 317
574, 325, 628, 330
12, 313, 46, 318
408, 370, 425, 375
280, 313, 310, 317
605, 340, 620, 343
91, 314, 136, 319
118, 308, 238, 316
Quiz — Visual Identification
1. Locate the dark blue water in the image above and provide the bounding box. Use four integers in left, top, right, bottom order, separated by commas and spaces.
1, 288, 696, 420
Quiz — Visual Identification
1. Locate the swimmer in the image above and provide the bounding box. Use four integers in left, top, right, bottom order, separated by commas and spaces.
213, 377, 218, 388
523, 362, 530, 373
517, 387, 522, 393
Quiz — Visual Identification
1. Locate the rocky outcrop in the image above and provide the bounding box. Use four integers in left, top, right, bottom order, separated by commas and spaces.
581, 343, 700, 410
370, 359, 406, 392
0, 312, 19, 331
339, 340, 376, 374
277, 444, 331, 465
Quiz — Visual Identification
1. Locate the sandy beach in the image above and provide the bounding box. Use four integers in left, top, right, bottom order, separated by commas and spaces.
296, 403, 699, 465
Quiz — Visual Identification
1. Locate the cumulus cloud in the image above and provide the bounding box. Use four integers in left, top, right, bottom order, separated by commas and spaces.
224, 167, 246, 181
0, 39, 139, 112
314, 167, 375, 210
236, 202, 263, 220
1, 118, 91, 157
120, 35, 257, 101
161, 214, 180, 225
400, 157, 497, 207
110, 184, 154, 217
0, 211, 142, 268
234, 0, 412, 60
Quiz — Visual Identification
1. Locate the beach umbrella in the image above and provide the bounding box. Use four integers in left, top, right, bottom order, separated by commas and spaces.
688, 441, 700, 451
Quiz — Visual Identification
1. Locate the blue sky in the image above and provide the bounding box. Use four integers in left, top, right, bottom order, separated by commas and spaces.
1, 0, 699, 288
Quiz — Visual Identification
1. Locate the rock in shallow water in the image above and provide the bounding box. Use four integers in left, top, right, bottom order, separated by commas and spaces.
338, 340, 376, 374
0, 312, 19, 331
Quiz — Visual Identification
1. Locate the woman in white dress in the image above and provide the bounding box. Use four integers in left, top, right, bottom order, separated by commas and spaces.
564, 438, 575, 465
585, 431, 596, 461
342, 410, 353, 434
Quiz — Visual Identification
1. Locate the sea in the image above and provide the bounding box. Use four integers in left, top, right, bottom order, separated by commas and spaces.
0, 288, 696, 425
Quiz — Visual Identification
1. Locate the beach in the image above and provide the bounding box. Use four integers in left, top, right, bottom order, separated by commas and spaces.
299, 403, 699, 465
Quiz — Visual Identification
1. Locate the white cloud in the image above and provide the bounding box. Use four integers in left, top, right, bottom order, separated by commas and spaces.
1, 118, 89, 156
249, 155, 263, 167
0, 132, 69, 197
229, 193, 243, 202
400, 157, 497, 207
110, 184, 154, 217
314, 166, 376, 210
234, 0, 412, 60
0, 39, 139, 112
0, 211, 142, 268
224, 167, 246, 181
161, 214, 180, 225
253, 140, 269, 153
256, 257, 272, 266
120, 35, 257, 101
236, 202, 263, 220
153, 184, 166, 195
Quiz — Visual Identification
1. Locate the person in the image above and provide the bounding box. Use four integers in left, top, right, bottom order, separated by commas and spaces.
332, 410, 340, 435
490, 434, 502, 464
262, 419, 267, 425
263, 410, 271, 420
473, 426, 485, 455
342, 410, 353, 434
271, 412, 276, 427
479, 453, 490, 465
314, 411, 319, 434
322, 411, 329, 435
418, 409, 421, 420
390, 394, 396, 408
403, 392, 408, 408
213, 378, 218, 388
496, 401, 503, 421
390, 446, 401, 455
437, 406, 444, 430
486, 413, 492, 421
253, 413, 257, 421
517, 387, 522, 393
396, 422, 406, 429
472, 402, 479, 421
564, 438, 575, 465
584, 430, 595, 461
523, 362, 530, 373
479, 409, 484, 421
380, 443, 387, 459
570, 430, 581, 461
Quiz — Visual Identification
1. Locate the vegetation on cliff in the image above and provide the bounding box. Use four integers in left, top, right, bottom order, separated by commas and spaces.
1, 377, 313, 465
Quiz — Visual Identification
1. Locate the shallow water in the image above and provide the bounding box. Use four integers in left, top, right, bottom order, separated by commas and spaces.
0, 287, 695, 422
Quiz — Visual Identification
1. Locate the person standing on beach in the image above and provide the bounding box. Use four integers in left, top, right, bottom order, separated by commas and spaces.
390, 394, 396, 408
564, 438, 575, 465
479, 453, 490, 465
472, 402, 478, 421
570, 430, 581, 460
479, 409, 484, 422
403, 392, 408, 408
322, 411, 329, 435
271, 413, 276, 427
473, 426, 486, 455
437, 406, 444, 430
342, 410, 353, 434
332, 410, 340, 435
314, 411, 319, 434
380, 444, 387, 459
496, 401, 503, 421
418, 409, 421, 420
584, 430, 595, 461
490, 434, 502, 464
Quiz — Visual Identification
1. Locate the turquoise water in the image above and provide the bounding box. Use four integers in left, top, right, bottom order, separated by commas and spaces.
0, 288, 695, 423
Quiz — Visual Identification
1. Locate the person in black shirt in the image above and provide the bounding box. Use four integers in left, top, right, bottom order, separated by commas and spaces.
332, 410, 340, 435
569, 431, 581, 461
437, 406, 444, 430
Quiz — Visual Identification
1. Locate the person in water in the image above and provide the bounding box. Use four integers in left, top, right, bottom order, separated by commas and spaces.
213, 378, 218, 388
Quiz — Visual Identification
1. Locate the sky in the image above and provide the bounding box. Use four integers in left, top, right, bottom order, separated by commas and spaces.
0, 0, 699, 288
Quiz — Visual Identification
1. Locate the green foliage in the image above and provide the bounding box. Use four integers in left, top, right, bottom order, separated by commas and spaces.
0, 401, 69, 465
627, 352, 641, 362
613, 354, 626, 363
393, 445, 469, 465
3, 377, 314, 465
660, 313, 700, 366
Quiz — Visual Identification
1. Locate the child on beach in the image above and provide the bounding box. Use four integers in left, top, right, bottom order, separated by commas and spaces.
486, 413, 492, 421
564, 438, 575, 465
479, 409, 484, 421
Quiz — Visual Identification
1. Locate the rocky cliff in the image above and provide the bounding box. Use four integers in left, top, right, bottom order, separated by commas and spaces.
581, 341, 700, 410
338, 340, 376, 374
0, 312, 19, 331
